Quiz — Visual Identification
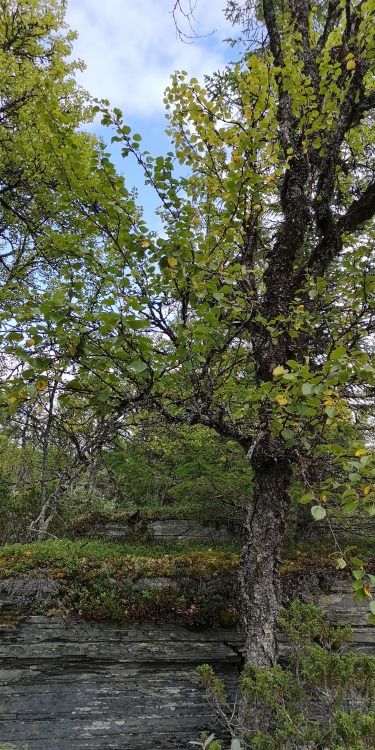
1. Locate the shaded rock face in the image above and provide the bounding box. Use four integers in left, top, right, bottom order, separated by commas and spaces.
80, 518, 234, 543
0, 618, 242, 750
0, 577, 59, 612
149, 520, 232, 543
0, 582, 374, 749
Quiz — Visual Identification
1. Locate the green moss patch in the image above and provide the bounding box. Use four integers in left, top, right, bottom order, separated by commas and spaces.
0, 539, 239, 627
1, 538, 373, 627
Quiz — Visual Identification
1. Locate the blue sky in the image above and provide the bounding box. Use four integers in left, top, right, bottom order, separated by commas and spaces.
65, 0, 240, 225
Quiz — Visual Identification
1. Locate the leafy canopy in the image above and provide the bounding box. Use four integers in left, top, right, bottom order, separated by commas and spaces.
1, 0, 375, 559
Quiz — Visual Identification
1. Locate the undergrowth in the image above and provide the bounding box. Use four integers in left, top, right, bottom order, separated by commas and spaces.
198, 602, 375, 749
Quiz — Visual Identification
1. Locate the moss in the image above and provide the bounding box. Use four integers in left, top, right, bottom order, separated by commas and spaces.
0, 539, 240, 578
218, 606, 240, 628
0, 539, 239, 627
0, 612, 24, 629
283, 538, 375, 570
1, 537, 373, 627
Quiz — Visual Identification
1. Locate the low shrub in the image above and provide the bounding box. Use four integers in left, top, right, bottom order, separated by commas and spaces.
197, 602, 375, 749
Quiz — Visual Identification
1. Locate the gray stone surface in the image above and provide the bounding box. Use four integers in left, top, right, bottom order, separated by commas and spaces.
85, 519, 233, 542
0, 618, 241, 749
149, 520, 231, 542
0, 580, 374, 749
95, 522, 132, 540
0, 577, 59, 611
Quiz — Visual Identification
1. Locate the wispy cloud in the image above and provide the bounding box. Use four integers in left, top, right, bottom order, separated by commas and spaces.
65, 0, 236, 117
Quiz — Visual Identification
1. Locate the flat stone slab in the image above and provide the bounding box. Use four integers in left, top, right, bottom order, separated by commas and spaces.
0, 617, 241, 749
149, 520, 231, 542
83, 518, 233, 542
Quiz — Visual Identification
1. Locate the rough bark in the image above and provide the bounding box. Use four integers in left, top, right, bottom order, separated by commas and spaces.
240, 437, 292, 668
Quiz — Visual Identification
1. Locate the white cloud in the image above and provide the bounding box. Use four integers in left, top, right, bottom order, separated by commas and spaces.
65, 0, 236, 117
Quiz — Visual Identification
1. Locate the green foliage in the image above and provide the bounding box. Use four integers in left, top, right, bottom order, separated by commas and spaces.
0, 414, 251, 540
198, 602, 375, 749
0, 0, 375, 682
197, 665, 228, 704
105, 424, 251, 519
190, 733, 223, 750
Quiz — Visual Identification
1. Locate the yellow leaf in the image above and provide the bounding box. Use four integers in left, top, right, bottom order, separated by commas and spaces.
167, 257, 178, 267
294, 323, 301, 330
355, 449, 368, 457
346, 59, 356, 71
273, 366, 286, 377
141, 240, 150, 248
36, 380, 47, 391
25, 339, 35, 347
296, 305, 304, 311
364, 485, 372, 496
364, 584, 372, 598
276, 395, 289, 406
8, 396, 18, 404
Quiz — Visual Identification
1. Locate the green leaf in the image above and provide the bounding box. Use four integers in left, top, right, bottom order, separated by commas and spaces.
311, 505, 326, 521
348, 473, 359, 483
302, 383, 313, 395
352, 569, 365, 580
349, 557, 364, 567
129, 359, 148, 372
354, 587, 368, 602
342, 500, 358, 514
299, 492, 314, 505
325, 407, 336, 418
97, 389, 111, 401
330, 346, 346, 359
281, 428, 294, 440
352, 579, 365, 591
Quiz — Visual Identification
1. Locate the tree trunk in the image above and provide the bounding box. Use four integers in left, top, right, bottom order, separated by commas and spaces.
239, 436, 292, 668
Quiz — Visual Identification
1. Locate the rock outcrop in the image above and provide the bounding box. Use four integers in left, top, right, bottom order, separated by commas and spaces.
0, 581, 374, 749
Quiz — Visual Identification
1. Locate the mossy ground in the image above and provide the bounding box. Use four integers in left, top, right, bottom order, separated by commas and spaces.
1, 536, 374, 627
0, 539, 240, 628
